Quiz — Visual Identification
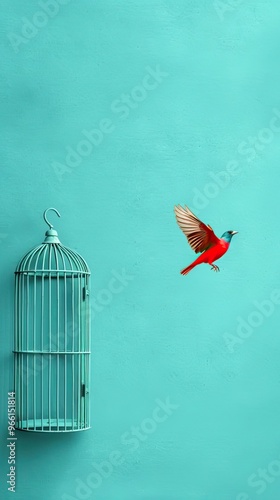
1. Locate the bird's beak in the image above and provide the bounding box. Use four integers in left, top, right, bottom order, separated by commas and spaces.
232, 231, 238, 235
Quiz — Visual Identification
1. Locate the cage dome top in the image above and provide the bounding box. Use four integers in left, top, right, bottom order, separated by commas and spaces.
15, 208, 90, 274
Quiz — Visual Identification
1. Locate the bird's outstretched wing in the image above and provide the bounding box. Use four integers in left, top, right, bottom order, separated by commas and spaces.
174, 205, 220, 253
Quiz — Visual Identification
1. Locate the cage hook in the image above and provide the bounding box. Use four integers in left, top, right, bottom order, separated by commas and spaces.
43, 208, 61, 229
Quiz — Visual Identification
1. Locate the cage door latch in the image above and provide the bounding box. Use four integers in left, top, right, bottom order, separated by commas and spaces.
83, 287, 90, 301
81, 384, 89, 397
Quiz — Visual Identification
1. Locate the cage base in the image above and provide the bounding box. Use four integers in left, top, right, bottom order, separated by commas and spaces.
15, 418, 90, 432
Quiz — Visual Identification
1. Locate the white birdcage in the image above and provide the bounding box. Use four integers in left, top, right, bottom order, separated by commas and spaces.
14, 208, 91, 432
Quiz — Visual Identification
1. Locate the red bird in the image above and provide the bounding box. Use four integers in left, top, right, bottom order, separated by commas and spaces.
174, 205, 238, 276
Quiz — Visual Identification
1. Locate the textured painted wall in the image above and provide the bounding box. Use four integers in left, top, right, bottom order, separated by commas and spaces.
1, 1, 280, 499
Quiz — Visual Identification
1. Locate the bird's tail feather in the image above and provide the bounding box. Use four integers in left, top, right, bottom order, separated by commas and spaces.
180, 263, 196, 276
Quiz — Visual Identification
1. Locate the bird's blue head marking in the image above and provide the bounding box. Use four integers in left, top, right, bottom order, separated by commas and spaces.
221, 230, 238, 243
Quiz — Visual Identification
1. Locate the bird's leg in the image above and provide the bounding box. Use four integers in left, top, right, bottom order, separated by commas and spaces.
210, 264, 220, 272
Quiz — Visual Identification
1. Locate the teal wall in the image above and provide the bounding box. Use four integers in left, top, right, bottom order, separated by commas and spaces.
1, 1, 280, 499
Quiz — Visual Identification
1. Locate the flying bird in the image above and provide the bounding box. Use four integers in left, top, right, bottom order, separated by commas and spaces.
174, 205, 237, 276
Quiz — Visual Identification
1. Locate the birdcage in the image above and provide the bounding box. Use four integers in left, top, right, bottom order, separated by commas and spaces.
14, 208, 91, 432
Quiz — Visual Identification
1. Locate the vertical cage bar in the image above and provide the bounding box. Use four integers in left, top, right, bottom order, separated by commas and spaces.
41, 271, 44, 430
26, 274, 29, 430
41, 245, 47, 430
19, 275, 22, 427
77, 274, 81, 429
64, 272, 67, 430
87, 276, 90, 428
72, 273, 75, 430
14, 275, 19, 426
20, 275, 23, 428
33, 274, 36, 430
48, 245, 52, 430
54, 246, 59, 431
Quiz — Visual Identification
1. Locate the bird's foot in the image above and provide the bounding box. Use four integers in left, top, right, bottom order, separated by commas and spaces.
210, 264, 220, 272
